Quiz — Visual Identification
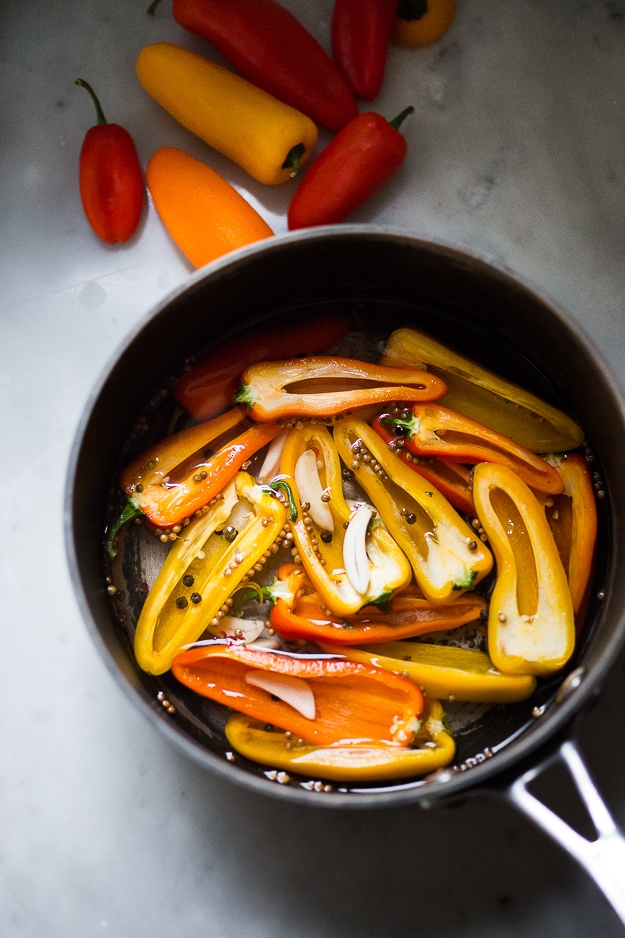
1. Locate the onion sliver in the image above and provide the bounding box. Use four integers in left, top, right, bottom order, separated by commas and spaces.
244, 669, 316, 720
258, 431, 289, 483
218, 616, 266, 643
343, 504, 374, 595
294, 448, 334, 531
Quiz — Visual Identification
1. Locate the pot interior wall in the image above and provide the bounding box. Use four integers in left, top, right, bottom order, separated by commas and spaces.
67, 231, 625, 806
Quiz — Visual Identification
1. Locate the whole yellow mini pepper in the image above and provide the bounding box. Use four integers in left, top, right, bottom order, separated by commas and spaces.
136, 42, 318, 185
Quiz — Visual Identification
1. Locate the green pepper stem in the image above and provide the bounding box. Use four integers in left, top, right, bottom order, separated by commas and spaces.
265, 480, 298, 521
75, 79, 107, 126
105, 497, 144, 558
282, 143, 306, 178
147, 0, 165, 14
388, 106, 415, 132
380, 411, 420, 440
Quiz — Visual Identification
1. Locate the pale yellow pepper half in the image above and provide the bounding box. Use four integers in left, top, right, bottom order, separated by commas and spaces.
322, 641, 537, 704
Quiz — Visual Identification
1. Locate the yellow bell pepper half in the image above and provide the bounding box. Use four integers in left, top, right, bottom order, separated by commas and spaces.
472, 462, 575, 676
333, 419, 493, 604
134, 472, 287, 675
279, 424, 412, 616
224, 698, 455, 782
381, 327, 584, 453
322, 641, 537, 704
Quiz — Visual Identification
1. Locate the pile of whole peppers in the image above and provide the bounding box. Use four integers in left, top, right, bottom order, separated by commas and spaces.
106, 319, 598, 783
75, 0, 456, 260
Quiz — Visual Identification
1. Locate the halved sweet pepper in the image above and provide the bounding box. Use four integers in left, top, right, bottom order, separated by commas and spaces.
333, 418, 493, 604
381, 327, 584, 453
171, 642, 424, 746
224, 698, 455, 782
133, 472, 288, 674
380, 404, 564, 495
234, 355, 447, 421
325, 641, 537, 703
111, 406, 281, 542
279, 424, 412, 615
373, 413, 474, 515
543, 452, 597, 618
472, 462, 575, 676
266, 564, 486, 645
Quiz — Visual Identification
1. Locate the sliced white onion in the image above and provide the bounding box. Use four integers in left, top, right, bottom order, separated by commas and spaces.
244, 669, 316, 720
343, 504, 373, 595
218, 616, 266, 643
257, 431, 289, 483
294, 448, 334, 532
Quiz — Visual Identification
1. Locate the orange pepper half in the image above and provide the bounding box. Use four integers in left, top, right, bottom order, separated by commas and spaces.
381, 404, 564, 495
267, 564, 486, 645
234, 356, 447, 421
109, 407, 281, 544
172, 643, 424, 747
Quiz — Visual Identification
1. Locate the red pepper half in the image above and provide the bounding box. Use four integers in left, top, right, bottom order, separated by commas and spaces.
288, 108, 413, 230
332, 0, 398, 100
266, 564, 486, 645
172, 642, 424, 746
174, 314, 351, 422
148, 0, 357, 132
75, 79, 143, 244
373, 414, 474, 515
382, 403, 564, 495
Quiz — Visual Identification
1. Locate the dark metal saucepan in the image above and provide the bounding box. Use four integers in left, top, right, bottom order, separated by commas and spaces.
64, 227, 625, 919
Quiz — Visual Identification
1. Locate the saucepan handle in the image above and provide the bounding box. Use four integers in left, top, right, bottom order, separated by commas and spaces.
500, 737, 625, 923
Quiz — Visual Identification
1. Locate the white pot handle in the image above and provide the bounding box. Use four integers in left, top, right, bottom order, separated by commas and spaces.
501, 737, 625, 923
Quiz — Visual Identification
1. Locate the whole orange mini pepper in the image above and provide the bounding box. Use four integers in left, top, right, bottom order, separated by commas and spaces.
146, 147, 274, 268
234, 356, 446, 421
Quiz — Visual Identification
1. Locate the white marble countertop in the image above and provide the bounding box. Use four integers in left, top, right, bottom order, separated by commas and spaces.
2, 1, 625, 935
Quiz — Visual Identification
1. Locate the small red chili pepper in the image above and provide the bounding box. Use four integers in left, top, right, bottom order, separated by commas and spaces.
382, 403, 565, 495
332, 0, 398, 100
265, 564, 486, 645
147, 0, 357, 133
174, 313, 351, 422
287, 107, 413, 230
372, 414, 474, 515
75, 79, 143, 244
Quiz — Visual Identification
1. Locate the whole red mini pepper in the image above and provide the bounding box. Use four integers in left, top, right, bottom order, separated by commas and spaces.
287, 108, 413, 230
174, 313, 351, 422
147, 0, 357, 132
75, 79, 143, 244
332, 0, 398, 100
